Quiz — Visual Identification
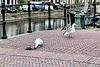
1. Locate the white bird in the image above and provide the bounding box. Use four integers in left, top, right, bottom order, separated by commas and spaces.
34, 38, 43, 49
62, 23, 78, 37
25, 38, 43, 50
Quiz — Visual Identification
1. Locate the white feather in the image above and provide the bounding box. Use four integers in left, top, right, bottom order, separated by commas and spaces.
64, 32, 69, 36
64, 23, 76, 36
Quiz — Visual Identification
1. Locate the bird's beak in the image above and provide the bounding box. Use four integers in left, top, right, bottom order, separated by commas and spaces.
63, 31, 66, 35
75, 24, 78, 27
61, 27, 65, 31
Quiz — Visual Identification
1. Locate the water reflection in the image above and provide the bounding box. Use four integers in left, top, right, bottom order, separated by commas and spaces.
0, 19, 64, 38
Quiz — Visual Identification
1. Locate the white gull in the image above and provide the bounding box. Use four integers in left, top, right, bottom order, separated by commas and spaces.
25, 38, 43, 50
62, 23, 78, 37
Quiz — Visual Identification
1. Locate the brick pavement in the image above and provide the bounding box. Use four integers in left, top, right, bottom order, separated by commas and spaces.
0, 30, 100, 67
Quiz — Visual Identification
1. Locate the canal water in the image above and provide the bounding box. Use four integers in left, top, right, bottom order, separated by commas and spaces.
0, 19, 65, 39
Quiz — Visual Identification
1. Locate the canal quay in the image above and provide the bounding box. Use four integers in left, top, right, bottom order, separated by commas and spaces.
0, 29, 100, 67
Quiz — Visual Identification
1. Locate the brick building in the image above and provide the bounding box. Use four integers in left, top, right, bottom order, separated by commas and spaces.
0, 0, 18, 5
29, 0, 64, 4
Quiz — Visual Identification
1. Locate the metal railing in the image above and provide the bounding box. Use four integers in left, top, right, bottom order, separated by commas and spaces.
1, 1, 70, 39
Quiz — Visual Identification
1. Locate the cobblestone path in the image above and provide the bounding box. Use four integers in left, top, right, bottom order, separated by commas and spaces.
0, 30, 100, 67
0, 54, 100, 67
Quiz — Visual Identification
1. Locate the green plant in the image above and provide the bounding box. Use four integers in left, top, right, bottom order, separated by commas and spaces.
19, 0, 26, 4
16, 6, 20, 10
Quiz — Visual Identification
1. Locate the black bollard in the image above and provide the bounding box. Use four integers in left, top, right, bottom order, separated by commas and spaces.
2, 2, 7, 39
88, 9, 91, 16
80, 14, 85, 29
67, 5, 70, 24
70, 12, 75, 25
27, 1, 32, 33
47, 2, 52, 30
64, 5, 66, 26
94, 0, 96, 28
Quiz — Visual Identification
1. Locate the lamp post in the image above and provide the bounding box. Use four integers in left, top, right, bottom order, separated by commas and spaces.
75, 0, 82, 29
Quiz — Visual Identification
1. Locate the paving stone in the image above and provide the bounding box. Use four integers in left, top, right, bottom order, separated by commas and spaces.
0, 30, 100, 66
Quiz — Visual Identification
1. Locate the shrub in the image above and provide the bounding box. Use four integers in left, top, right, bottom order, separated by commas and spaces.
19, 0, 26, 4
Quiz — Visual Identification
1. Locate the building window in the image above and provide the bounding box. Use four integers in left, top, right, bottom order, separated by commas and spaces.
3, 0, 5, 3
12, 0, 13, 4
7, 0, 10, 4
15, 0, 16, 4
1, 0, 2, 5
